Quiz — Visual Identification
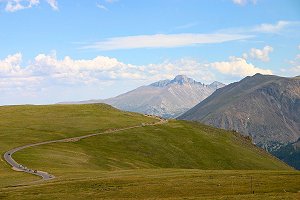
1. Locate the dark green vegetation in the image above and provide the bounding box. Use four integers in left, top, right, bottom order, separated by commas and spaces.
179, 73, 300, 169
272, 139, 300, 170
0, 104, 298, 199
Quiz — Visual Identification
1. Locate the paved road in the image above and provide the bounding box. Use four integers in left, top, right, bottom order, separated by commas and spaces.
3, 117, 167, 181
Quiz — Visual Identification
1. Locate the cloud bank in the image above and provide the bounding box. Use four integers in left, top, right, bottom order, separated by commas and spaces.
0, 52, 273, 92
0, 51, 277, 105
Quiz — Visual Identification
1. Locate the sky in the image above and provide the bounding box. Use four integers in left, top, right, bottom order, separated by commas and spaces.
0, 0, 300, 105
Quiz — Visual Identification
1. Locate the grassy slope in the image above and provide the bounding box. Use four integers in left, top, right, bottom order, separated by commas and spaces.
1, 170, 299, 200
13, 120, 291, 175
0, 104, 157, 187
0, 104, 298, 199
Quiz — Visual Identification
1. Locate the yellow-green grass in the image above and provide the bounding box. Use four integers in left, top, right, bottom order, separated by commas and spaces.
1, 169, 299, 199
0, 104, 297, 199
0, 104, 157, 187
13, 120, 291, 177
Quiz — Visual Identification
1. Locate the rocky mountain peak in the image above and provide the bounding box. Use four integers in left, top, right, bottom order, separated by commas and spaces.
171, 75, 199, 85
150, 75, 200, 87
63, 74, 225, 119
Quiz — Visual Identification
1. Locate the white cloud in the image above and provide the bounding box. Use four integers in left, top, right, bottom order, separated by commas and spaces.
249, 45, 273, 62
0, 53, 26, 76
1, 0, 58, 12
0, 52, 217, 92
96, 3, 108, 11
253, 21, 300, 33
46, 0, 58, 10
82, 33, 252, 51
298, 44, 300, 50
232, 0, 257, 6
4, 0, 39, 12
30, 53, 140, 83
0, 76, 41, 89
218, 20, 300, 35
211, 56, 273, 77
1, 52, 276, 88
0, 53, 41, 90
0, 52, 278, 104
239, 46, 273, 63
29, 54, 216, 83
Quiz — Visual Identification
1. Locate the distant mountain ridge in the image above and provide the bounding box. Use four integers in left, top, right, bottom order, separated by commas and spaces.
178, 73, 300, 169
66, 75, 225, 118
150, 75, 223, 88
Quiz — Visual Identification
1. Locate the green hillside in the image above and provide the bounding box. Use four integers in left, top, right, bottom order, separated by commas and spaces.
0, 104, 298, 199
13, 120, 291, 174
0, 104, 157, 187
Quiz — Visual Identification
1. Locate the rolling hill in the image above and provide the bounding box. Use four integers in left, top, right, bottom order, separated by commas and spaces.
179, 73, 300, 169
0, 104, 298, 199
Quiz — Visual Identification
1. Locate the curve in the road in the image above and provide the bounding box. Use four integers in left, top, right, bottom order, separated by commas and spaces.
3, 117, 167, 181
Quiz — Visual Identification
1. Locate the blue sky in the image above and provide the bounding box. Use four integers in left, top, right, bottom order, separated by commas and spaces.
0, 0, 300, 105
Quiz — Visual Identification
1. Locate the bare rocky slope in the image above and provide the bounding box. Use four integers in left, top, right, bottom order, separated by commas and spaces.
77, 75, 225, 118
178, 74, 300, 168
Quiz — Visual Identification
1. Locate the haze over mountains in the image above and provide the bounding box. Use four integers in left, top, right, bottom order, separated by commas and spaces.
76, 75, 225, 118
179, 73, 300, 169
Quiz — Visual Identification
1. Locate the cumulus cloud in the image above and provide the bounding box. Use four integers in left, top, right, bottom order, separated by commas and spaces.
0, 52, 278, 104
0, 52, 280, 102
210, 56, 273, 77
82, 33, 252, 51
232, 0, 257, 6
0, 53, 41, 90
248, 45, 273, 62
0, 53, 26, 76
29, 53, 144, 83
1, 0, 58, 12
0, 52, 218, 92
28, 53, 217, 83
240, 46, 273, 62
1, 52, 276, 89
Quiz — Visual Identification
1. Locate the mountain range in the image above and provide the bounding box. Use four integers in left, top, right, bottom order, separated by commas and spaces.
74, 75, 225, 118
178, 73, 300, 169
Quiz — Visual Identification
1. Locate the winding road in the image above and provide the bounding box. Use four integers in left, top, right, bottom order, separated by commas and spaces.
3, 117, 167, 181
